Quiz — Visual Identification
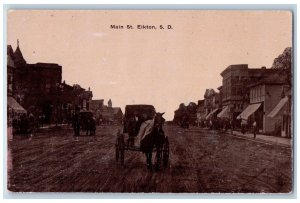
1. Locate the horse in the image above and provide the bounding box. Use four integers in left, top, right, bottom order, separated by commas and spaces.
140, 112, 166, 171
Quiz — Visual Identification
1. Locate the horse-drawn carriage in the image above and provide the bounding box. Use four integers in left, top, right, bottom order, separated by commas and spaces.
115, 105, 169, 170
73, 110, 96, 136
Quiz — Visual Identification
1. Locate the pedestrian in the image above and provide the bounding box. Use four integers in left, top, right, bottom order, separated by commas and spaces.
223, 119, 228, 133
230, 118, 234, 135
72, 113, 80, 136
28, 113, 35, 137
241, 119, 247, 135
253, 120, 257, 139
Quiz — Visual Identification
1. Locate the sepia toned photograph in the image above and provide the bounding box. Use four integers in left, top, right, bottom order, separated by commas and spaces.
6, 9, 293, 193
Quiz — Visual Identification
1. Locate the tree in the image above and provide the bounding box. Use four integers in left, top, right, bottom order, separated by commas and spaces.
271, 47, 292, 138
271, 47, 292, 87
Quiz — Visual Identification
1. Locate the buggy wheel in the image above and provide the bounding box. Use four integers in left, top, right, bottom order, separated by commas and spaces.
115, 138, 119, 161
116, 133, 125, 165
120, 140, 125, 165
163, 136, 169, 167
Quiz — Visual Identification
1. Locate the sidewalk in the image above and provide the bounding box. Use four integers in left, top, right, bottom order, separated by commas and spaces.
38, 123, 70, 130
228, 130, 292, 148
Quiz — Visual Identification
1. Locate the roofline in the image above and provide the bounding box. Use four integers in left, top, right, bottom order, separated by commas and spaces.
220, 64, 248, 76
248, 81, 287, 88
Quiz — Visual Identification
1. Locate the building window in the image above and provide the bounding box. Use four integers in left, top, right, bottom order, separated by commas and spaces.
232, 87, 236, 96
259, 87, 262, 98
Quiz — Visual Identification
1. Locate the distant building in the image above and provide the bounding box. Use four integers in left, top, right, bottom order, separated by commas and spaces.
216, 85, 232, 119
8, 41, 93, 123
173, 103, 187, 124
108, 99, 112, 108
235, 47, 292, 137
220, 64, 249, 119
268, 47, 292, 138
203, 89, 221, 120
11, 41, 62, 121
7, 45, 27, 126
90, 99, 104, 124
97, 99, 123, 125
90, 99, 104, 113
196, 99, 205, 126
112, 107, 123, 124
81, 88, 93, 111
7, 45, 15, 97
100, 105, 114, 124
237, 70, 288, 135
220, 64, 277, 120
217, 85, 223, 106
173, 102, 197, 125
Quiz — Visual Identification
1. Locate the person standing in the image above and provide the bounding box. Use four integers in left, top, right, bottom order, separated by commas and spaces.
253, 120, 257, 139
230, 118, 234, 135
72, 113, 80, 136
241, 119, 247, 135
28, 113, 35, 136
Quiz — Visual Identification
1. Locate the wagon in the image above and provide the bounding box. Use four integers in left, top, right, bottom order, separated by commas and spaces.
115, 105, 169, 167
78, 110, 96, 135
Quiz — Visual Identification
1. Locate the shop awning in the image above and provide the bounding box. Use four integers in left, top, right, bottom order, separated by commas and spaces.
205, 108, 219, 120
267, 97, 289, 118
237, 103, 261, 120
217, 106, 230, 118
7, 96, 27, 114
201, 112, 208, 119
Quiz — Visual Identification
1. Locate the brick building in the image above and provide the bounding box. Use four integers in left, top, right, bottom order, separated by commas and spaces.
220, 64, 249, 119
220, 64, 278, 121
8, 41, 93, 123
203, 89, 221, 120
7, 45, 27, 126
12, 42, 63, 122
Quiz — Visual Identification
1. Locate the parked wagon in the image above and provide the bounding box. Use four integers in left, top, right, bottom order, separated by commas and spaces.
115, 105, 169, 170
78, 110, 96, 136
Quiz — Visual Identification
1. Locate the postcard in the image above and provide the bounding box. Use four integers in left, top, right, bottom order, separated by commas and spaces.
6, 9, 293, 193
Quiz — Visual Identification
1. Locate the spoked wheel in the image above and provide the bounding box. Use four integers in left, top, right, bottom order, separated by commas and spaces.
120, 141, 125, 165
115, 133, 125, 165
115, 137, 119, 161
162, 136, 169, 167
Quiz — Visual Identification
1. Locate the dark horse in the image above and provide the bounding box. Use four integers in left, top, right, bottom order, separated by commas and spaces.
140, 112, 166, 171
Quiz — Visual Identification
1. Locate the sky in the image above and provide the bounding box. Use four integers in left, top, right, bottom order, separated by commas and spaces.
7, 10, 292, 120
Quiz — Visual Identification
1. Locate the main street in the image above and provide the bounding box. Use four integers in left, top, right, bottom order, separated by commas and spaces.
8, 125, 292, 193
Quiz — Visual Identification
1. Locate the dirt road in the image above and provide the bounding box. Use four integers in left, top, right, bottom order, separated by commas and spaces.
8, 125, 292, 193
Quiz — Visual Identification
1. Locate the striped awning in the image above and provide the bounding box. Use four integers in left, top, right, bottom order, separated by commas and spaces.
7, 96, 27, 114
217, 106, 230, 118
201, 112, 208, 119
205, 108, 219, 120
267, 97, 289, 118
237, 103, 261, 120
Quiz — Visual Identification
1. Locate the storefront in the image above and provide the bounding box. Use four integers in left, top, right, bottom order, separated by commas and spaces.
7, 96, 27, 121
267, 96, 291, 138
236, 102, 263, 131
217, 106, 230, 119
205, 108, 219, 120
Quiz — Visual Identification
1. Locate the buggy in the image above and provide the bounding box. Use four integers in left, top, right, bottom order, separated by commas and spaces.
78, 110, 96, 136
115, 105, 169, 168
